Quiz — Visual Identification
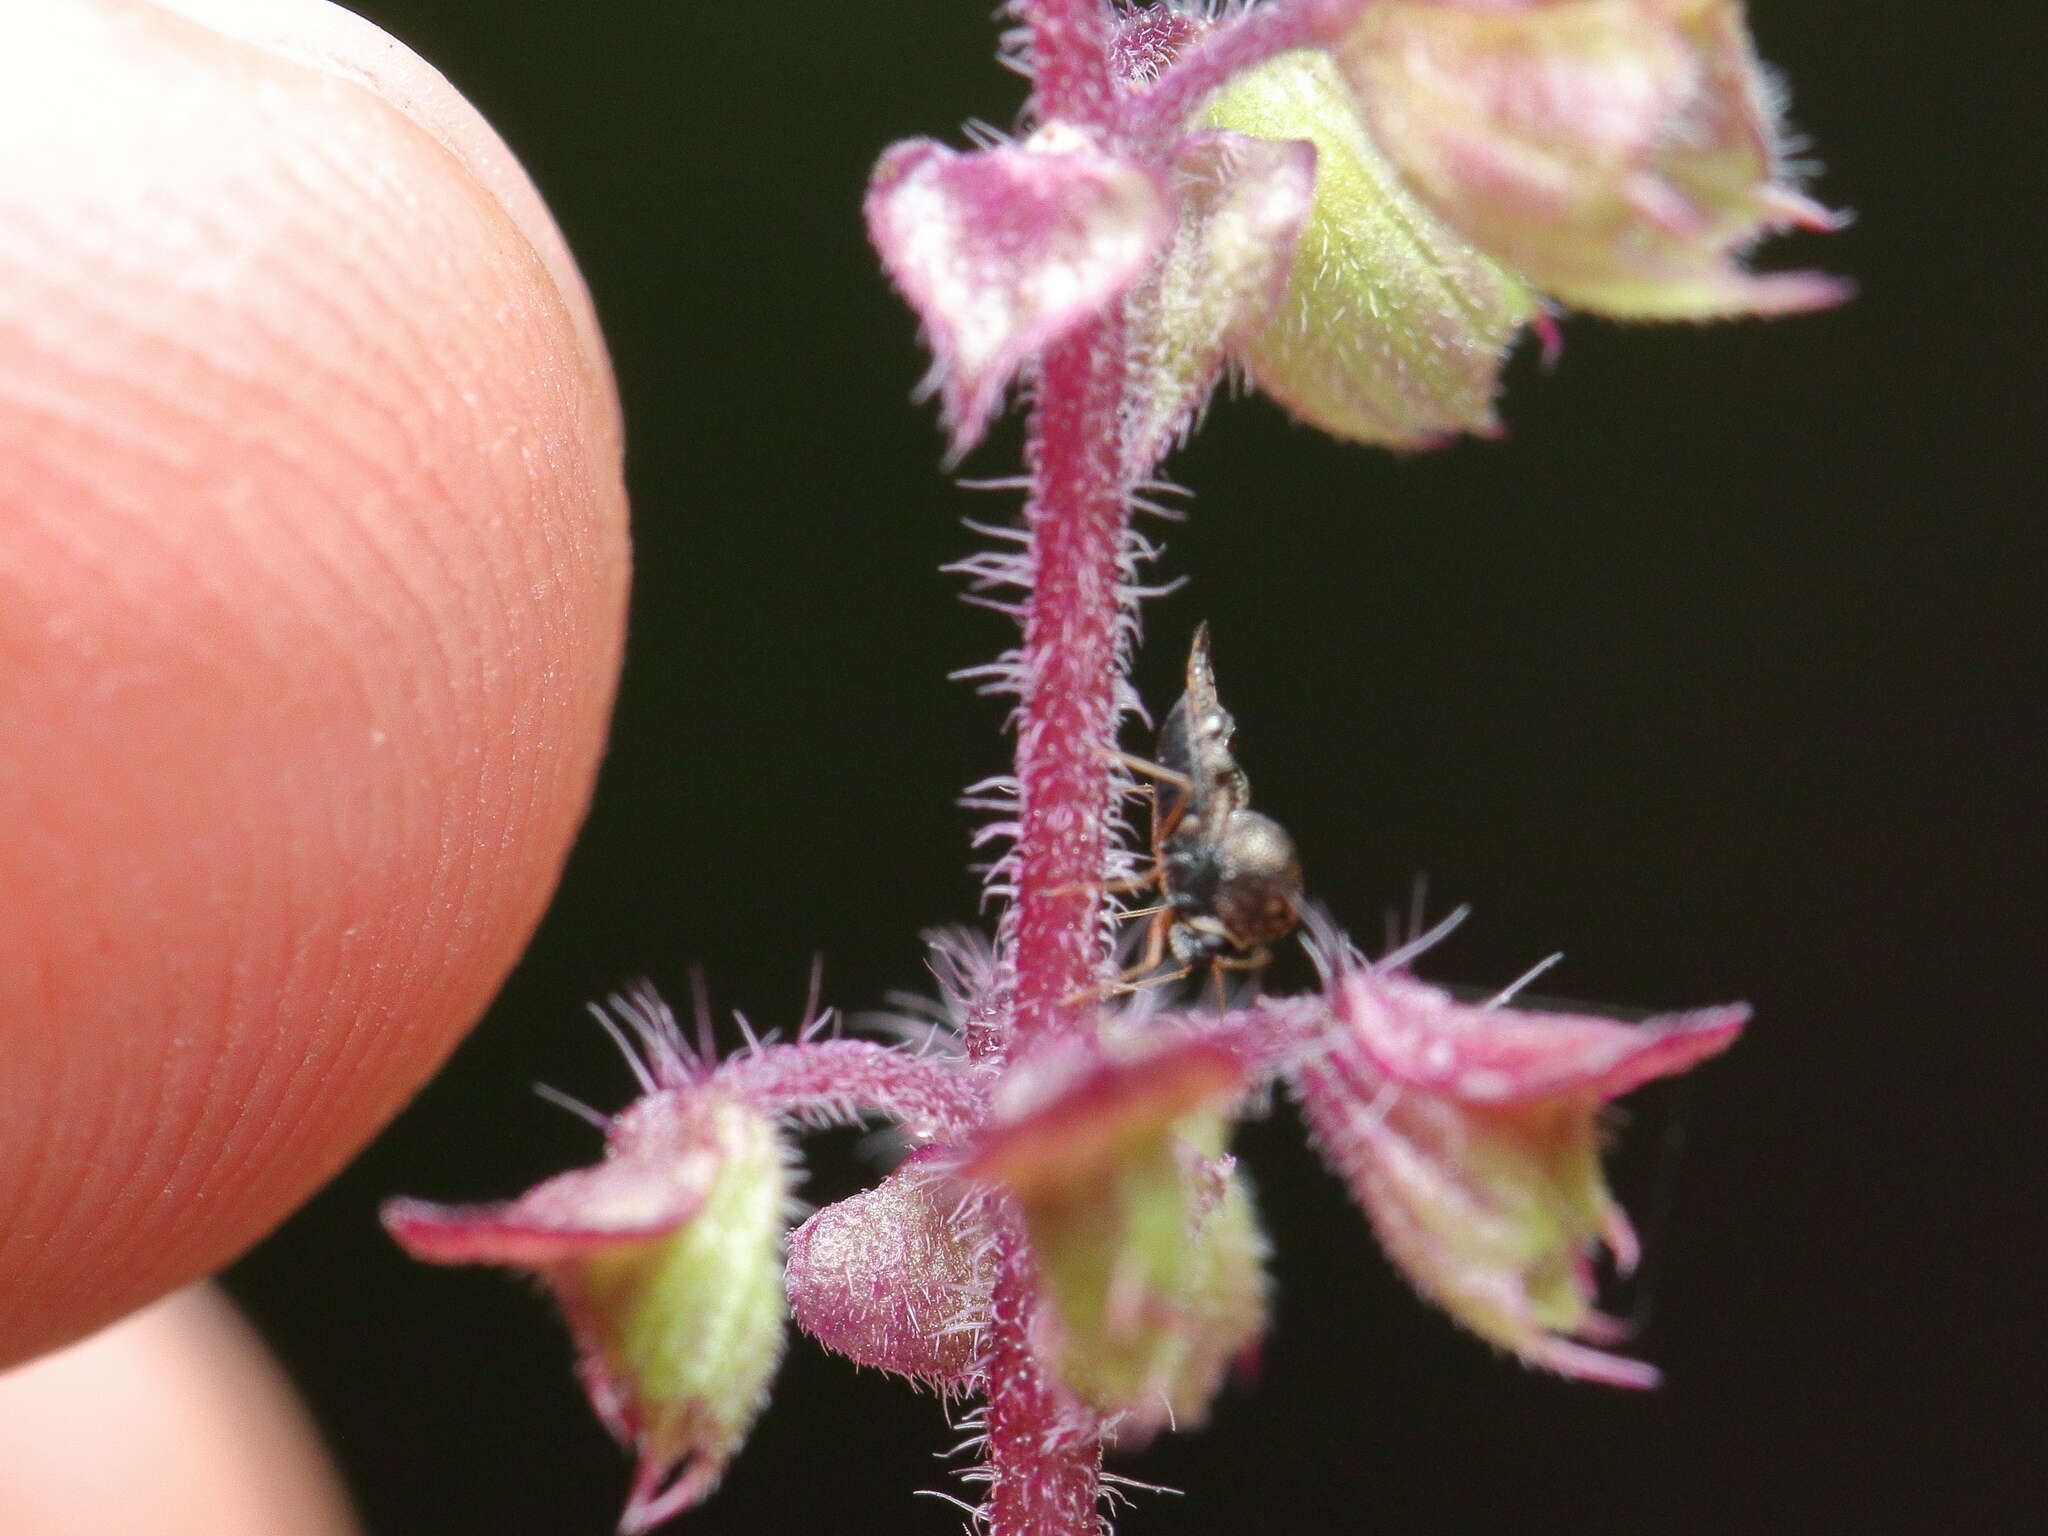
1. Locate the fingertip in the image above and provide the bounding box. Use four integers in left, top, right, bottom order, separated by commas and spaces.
0, 1285, 361, 1536
138, 0, 619, 423
0, 2, 630, 1361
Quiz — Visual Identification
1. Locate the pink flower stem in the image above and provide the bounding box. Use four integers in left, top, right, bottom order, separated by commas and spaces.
716, 1041, 985, 1141
982, 1229, 1104, 1535
1006, 322, 1129, 1050
976, 6, 1133, 1533
980, 315, 1125, 1536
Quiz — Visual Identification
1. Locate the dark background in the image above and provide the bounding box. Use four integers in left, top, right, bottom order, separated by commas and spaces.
227, 3, 2043, 1533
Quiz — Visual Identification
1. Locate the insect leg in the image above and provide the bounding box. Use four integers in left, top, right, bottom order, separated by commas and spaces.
1044, 870, 1158, 898
1109, 750, 1193, 791
1111, 905, 1174, 987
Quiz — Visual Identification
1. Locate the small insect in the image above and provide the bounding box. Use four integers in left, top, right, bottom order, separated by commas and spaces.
1120, 623, 1304, 989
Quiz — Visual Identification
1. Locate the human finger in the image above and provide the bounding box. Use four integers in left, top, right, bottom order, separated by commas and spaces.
0, 0, 631, 1364
0, 1284, 360, 1535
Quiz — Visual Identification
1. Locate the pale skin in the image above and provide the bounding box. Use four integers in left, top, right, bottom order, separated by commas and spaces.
0, 1, 630, 1524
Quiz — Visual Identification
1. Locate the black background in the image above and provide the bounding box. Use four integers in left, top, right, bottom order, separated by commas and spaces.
226, 3, 2043, 1533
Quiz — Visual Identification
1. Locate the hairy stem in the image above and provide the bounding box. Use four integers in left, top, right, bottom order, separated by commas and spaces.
717, 1041, 984, 1142
1006, 322, 1130, 1050
978, 5, 1138, 1532
982, 1226, 1104, 1536
985, 235, 1128, 1536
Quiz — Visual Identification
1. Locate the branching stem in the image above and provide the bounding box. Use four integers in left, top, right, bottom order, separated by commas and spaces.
978, 3, 1386, 1527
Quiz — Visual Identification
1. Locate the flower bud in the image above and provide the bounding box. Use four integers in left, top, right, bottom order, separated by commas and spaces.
1199, 47, 1543, 448
785, 1148, 993, 1390
1333, 0, 1849, 317
961, 1039, 1264, 1433
384, 1087, 788, 1533
1295, 959, 1746, 1386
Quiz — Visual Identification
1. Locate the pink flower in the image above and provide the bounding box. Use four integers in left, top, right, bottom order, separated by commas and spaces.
1196, 47, 1541, 450
1294, 949, 1746, 1386
960, 1036, 1266, 1434
1332, 0, 1850, 317
1100, 0, 1849, 457
384, 1085, 789, 1533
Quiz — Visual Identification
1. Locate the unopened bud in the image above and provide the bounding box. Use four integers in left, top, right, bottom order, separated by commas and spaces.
785, 1148, 993, 1390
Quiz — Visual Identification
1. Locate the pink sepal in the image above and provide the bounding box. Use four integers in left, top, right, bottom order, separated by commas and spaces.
384, 1087, 786, 1532
866, 125, 1171, 460
1293, 928, 1748, 1389
381, 1092, 722, 1266
961, 1036, 1244, 1196
1337, 968, 1749, 1106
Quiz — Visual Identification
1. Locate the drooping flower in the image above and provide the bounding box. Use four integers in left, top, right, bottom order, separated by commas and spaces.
1292, 942, 1746, 1386
1100, 0, 1846, 458
1331, 0, 1850, 317
959, 1035, 1267, 1436
384, 1084, 790, 1533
